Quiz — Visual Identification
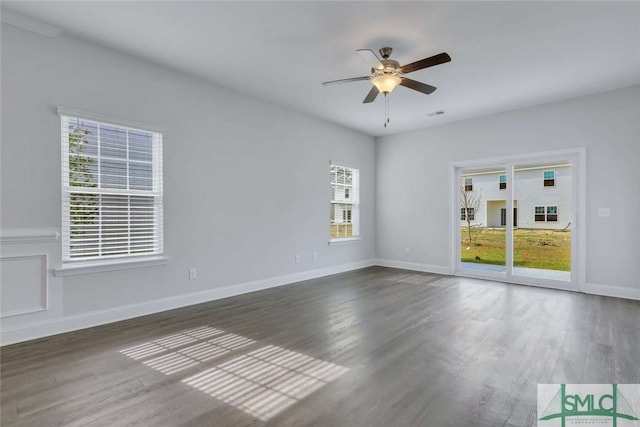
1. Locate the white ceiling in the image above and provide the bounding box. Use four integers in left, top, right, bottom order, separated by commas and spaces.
2, 1, 639, 137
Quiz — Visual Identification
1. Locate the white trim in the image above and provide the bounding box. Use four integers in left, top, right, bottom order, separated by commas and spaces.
583, 282, 640, 301
0, 254, 48, 317
455, 270, 578, 293
1, 10, 61, 37
1, 259, 375, 345
0, 228, 60, 244
375, 259, 451, 275
54, 256, 170, 277
57, 106, 163, 133
328, 237, 362, 245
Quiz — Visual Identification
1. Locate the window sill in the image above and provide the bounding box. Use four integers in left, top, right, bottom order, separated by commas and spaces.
328, 237, 362, 246
54, 256, 170, 277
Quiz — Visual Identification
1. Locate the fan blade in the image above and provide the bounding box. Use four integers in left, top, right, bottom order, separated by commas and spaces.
400, 52, 451, 74
322, 76, 370, 86
400, 78, 437, 95
363, 86, 379, 103
357, 49, 383, 70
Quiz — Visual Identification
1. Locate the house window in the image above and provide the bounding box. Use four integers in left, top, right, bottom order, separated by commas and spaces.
330, 164, 359, 239
499, 174, 507, 190
464, 177, 473, 191
535, 206, 558, 222
461, 208, 475, 221
61, 115, 163, 262
543, 170, 555, 187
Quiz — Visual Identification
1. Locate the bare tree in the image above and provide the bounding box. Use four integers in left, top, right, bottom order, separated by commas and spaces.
460, 184, 482, 247
68, 126, 97, 242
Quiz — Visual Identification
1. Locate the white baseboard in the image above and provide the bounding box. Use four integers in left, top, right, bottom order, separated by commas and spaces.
583, 282, 640, 301
4, 259, 636, 346
375, 259, 452, 275
1, 259, 376, 346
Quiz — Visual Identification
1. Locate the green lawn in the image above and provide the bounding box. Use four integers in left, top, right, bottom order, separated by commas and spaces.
331, 223, 353, 238
461, 227, 571, 271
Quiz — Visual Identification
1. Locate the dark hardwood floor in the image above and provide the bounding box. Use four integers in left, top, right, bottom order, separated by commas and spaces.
1, 267, 639, 426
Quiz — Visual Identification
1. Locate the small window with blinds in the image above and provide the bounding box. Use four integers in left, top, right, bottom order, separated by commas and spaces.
61, 114, 163, 262
330, 164, 359, 240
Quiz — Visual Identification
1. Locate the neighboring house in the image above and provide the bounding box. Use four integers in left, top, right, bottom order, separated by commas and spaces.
461, 165, 571, 230
331, 184, 352, 224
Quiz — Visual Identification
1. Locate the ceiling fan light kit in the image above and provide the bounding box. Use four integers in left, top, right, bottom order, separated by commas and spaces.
323, 47, 451, 127
371, 74, 402, 93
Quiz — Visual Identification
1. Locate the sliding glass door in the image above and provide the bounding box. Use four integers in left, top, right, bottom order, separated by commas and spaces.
452, 150, 583, 291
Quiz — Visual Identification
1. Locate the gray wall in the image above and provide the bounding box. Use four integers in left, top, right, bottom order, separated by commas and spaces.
376, 85, 640, 291
2, 21, 638, 344
0, 24, 375, 336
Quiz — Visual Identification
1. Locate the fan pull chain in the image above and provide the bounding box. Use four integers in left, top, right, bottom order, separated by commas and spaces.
387, 93, 390, 125
384, 93, 389, 128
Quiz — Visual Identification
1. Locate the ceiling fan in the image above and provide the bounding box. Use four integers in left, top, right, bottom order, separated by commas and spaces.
322, 47, 451, 126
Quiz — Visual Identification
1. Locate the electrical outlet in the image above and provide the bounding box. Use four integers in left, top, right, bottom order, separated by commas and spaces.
295, 254, 301, 264
313, 252, 318, 261
404, 247, 410, 255
189, 268, 197, 280
597, 208, 611, 217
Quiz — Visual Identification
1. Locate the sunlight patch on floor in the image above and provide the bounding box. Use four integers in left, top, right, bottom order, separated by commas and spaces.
120, 326, 225, 360
119, 326, 255, 374
182, 345, 349, 421
120, 326, 348, 420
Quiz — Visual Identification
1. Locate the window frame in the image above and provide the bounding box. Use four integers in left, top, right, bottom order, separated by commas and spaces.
543, 170, 555, 187
59, 108, 164, 266
461, 207, 475, 221
330, 163, 360, 243
534, 205, 558, 222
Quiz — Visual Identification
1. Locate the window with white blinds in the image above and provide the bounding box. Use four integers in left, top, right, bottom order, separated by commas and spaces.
61, 114, 163, 262
330, 164, 359, 240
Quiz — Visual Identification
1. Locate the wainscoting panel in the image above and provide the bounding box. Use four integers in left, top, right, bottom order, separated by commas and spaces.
1, 254, 48, 317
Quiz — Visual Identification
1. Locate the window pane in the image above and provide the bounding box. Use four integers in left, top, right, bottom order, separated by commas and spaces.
69, 155, 98, 187
100, 125, 127, 159
330, 164, 359, 239
129, 130, 153, 162
130, 162, 153, 190
100, 159, 128, 189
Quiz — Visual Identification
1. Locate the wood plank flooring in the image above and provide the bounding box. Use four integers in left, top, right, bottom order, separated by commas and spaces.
1, 267, 639, 426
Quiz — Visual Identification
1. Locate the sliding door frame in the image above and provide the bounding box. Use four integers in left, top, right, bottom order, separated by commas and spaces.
449, 148, 586, 292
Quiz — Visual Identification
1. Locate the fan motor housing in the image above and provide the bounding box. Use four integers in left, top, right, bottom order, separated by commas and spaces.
375, 59, 400, 75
